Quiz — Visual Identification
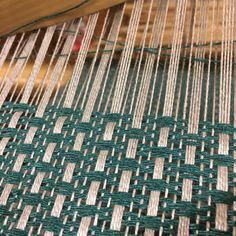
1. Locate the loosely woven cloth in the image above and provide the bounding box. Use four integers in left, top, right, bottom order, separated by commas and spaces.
0, 0, 235, 235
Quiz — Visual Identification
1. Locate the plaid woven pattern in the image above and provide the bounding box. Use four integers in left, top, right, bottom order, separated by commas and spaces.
0, 102, 234, 235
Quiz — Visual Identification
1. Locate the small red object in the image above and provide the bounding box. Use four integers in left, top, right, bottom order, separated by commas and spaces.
72, 19, 87, 52
72, 36, 83, 52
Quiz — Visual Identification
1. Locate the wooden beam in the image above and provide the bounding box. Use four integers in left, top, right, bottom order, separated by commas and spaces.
0, 0, 126, 37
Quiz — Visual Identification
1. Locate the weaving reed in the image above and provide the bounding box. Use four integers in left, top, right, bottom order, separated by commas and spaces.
0, 0, 235, 235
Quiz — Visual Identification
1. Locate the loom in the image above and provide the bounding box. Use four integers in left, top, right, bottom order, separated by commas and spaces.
0, 0, 235, 235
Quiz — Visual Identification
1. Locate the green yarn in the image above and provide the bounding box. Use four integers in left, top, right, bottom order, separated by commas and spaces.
0, 101, 235, 235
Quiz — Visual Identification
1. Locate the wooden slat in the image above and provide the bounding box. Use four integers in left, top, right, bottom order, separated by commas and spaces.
0, 0, 126, 37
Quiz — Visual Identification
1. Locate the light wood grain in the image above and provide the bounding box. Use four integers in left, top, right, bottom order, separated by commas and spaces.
0, 0, 126, 37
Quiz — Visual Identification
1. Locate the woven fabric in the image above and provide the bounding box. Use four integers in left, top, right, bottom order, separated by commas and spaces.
0, 102, 234, 235
0, 0, 235, 235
